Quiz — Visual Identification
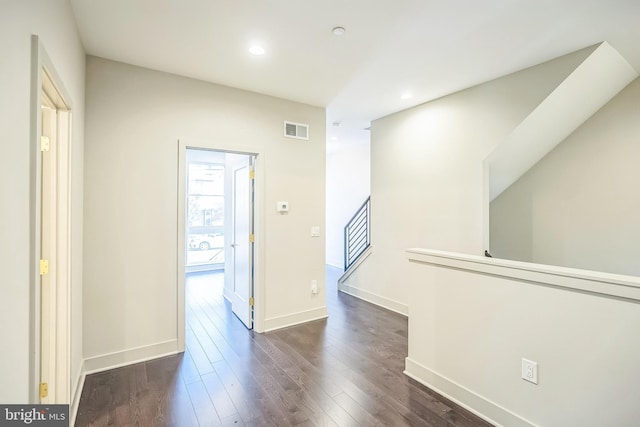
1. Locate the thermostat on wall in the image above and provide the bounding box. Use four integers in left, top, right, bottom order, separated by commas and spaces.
277, 201, 289, 213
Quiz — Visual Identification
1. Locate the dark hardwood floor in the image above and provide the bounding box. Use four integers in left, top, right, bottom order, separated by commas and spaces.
75, 267, 493, 427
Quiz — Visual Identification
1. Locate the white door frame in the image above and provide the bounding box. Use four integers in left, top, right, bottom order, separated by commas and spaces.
30, 35, 72, 404
177, 139, 266, 351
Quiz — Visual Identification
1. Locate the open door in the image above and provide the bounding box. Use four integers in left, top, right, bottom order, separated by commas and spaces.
227, 154, 255, 329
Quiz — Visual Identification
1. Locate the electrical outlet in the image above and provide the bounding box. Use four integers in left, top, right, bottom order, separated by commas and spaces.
522, 358, 538, 384
311, 280, 318, 294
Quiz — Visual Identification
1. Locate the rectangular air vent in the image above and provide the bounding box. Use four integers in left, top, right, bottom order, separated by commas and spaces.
284, 121, 309, 140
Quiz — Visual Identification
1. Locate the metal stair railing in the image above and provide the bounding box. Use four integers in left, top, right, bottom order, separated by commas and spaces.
344, 196, 371, 271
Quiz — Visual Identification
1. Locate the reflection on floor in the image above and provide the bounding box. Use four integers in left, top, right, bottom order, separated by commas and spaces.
75, 267, 493, 426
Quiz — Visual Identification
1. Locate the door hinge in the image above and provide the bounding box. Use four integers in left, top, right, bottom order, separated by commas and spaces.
249, 234, 255, 243
39, 259, 49, 276
249, 170, 255, 180
249, 297, 254, 307
39, 382, 48, 398
41, 136, 50, 152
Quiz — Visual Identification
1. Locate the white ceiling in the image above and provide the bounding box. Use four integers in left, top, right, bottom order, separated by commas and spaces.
70, 0, 640, 143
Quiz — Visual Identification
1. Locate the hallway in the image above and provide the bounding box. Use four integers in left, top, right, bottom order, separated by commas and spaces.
75, 268, 491, 426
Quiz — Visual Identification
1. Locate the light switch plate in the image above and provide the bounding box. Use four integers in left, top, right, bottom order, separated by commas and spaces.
311, 226, 320, 237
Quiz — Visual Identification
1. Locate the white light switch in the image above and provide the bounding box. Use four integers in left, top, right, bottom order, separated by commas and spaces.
311, 226, 320, 237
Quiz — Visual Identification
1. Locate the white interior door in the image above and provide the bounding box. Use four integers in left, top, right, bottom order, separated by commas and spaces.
229, 155, 254, 328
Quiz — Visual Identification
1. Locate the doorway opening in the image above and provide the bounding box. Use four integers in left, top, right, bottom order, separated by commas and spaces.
183, 148, 256, 335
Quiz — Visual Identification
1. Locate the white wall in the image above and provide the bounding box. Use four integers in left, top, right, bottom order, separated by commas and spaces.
83, 57, 326, 368
342, 48, 593, 313
0, 0, 85, 403
491, 77, 640, 276
406, 250, 640, 427
326, 138, 370, 268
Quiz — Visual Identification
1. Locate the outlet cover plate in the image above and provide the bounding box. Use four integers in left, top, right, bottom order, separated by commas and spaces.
522, 358, 538, 384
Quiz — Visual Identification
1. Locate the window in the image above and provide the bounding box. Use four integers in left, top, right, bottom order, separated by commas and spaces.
186, 159, 225, 268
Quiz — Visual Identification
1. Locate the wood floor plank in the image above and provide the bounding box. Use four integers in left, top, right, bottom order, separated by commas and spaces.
168, 374, 200, 427
201, 371, 239, 420
332, 392, 386, 427
252, 332, 358, 426
179, 349, 204, 385
186, 379, 223, 427
185, 325, 216, 376
211, 360, 264, 423
76, 268, 493, 427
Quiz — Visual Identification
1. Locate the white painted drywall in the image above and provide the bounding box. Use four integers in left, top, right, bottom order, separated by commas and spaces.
341, 48, 593, 311
488, 42, 637, 201
0, 0, 85, 403
491, 77, 640, 276
83, 57, 326, 366
326, 138, 371, 269
406, 250, 640, 427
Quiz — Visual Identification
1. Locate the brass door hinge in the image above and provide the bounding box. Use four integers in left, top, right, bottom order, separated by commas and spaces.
249, 297, 255, 307
249, 234, 255, 243
39, 259, 49, 276
39, 382, 48, 398
41, 136, 50, 152
249, 170, 255, 180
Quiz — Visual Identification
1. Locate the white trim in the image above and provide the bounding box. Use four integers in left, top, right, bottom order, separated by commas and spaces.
263, 307, 328, 332
83, 340, 179, 374
326, 262, 342, 270
223, 290, 233, 304
69, 361, 85, 427
337, 282, 408, 316
177, 143, 187, 351
338, 245, 373, 283
404, 358, 536, 427
55, 109, 72, 404
406, 248, 640, 302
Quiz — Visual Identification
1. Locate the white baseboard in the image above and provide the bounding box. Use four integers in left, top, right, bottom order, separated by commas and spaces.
404, 357, 536, 427
84, 340, 179, 375
70, 360, 85, 426
338, 282, 408, 316
326, 262, 342, 270
223, 289, 233, 304
263, 306, 328, 332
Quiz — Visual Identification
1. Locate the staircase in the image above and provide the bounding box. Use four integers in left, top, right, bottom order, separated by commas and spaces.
344, 196, 371, 271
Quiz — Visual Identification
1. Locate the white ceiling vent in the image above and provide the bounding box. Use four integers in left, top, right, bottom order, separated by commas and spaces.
284, 121, 309, 140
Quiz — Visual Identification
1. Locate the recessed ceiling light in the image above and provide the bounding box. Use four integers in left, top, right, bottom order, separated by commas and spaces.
401, 93, 413, 100
249, 45, 265, 55
332, 27, 346, 36
330, 136, 338, 141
